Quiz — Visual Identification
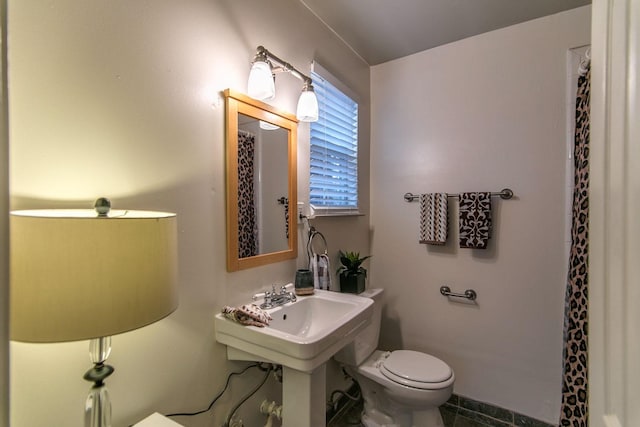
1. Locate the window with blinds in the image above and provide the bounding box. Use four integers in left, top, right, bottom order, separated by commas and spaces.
309, 64, 359, 214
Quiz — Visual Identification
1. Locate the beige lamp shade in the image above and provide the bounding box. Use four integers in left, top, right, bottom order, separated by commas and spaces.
10, 209, 179, 343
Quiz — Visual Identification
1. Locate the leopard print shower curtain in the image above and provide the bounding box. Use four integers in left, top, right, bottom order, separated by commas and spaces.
560, 65, 590, 427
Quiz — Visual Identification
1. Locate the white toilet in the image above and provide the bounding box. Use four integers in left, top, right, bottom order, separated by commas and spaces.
334, 288, 454, 427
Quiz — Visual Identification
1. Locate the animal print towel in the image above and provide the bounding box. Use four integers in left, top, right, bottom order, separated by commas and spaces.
458, 192, 492, 249
222, 304, 272, 327
419, 193, 448, 245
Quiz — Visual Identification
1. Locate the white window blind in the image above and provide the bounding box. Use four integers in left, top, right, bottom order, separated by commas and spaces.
310, 63, 359, 214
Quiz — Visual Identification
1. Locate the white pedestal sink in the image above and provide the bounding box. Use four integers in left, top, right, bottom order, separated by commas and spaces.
214, 289, 373, 427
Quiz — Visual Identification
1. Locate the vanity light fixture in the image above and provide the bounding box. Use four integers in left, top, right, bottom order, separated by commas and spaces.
296, 82, 319, 122
247, 48, 275, 101
247, 45, 319, 122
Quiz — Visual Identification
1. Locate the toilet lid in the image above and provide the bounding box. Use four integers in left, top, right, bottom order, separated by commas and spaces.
380, 350, 453, 389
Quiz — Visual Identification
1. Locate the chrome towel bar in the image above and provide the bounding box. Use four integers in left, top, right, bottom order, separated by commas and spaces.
440, 285, 477, 301
404, 188, 513, 202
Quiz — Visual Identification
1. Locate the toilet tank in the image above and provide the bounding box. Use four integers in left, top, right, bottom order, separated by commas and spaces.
334, 288, 384, 366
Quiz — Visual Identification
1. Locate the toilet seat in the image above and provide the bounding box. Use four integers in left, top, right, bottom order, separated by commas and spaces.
380, 350, 453, 390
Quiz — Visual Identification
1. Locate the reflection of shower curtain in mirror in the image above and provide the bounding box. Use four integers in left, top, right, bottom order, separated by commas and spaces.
560, 65, 589, 427
238, 130, 258, 257
284, 198, 289, 239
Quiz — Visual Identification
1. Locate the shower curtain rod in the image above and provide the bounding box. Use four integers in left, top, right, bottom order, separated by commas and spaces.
403, 188, 514, 202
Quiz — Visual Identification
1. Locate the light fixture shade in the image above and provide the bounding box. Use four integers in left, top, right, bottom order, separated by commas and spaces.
10, 209, 179, 343
247, 61, 275, 101
259, 120, 280, 131
296, 88, 319, 122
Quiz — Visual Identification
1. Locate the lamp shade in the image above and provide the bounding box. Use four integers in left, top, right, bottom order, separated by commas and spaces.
10, 209, 179, 343
247, 61, 275, 101
296, 89, 319, 122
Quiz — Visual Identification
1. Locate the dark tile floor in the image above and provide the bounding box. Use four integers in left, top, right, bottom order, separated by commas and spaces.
329, 405, 459, 427
329, 402, 553, 427
330, 407, 498, 427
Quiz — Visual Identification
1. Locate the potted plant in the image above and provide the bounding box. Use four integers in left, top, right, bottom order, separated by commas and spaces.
337, 250, 371, 294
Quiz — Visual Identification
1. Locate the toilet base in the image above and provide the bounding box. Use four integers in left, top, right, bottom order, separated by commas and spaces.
411, 408, 446, 427
361, 406, 444, 427
354, 367, 447, 427
361, 407, 398, 427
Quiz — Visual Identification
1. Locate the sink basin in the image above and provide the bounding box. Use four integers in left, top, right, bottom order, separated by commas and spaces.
215, 289, 373, 372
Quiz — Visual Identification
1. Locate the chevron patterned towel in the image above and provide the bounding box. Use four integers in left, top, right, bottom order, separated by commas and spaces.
459, 192, 492, 249
419, 193, 448, 245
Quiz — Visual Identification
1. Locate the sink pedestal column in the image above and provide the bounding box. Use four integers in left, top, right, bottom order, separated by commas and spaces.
281, 365, 326, 427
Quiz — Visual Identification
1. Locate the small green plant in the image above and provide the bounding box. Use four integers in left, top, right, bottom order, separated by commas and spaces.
337, 250, 371, 278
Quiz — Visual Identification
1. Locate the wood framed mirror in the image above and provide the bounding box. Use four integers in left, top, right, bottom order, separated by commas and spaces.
224, 89, 298, 271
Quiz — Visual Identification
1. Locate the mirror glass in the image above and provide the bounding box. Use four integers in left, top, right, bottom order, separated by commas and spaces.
224, 89, 298, 271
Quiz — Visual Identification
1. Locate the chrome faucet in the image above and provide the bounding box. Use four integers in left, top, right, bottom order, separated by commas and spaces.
252, 284, 297, 309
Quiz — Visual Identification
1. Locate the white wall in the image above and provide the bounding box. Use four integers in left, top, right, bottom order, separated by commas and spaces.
370, 6, 590, 424
7, 1, 370, 426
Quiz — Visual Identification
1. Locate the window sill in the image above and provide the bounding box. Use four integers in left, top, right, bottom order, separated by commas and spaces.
311, 211, 365, 218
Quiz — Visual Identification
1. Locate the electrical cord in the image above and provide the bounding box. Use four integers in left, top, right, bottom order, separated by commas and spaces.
327, 368, 362, 414
327, 386, 362, 414
164, 362, 266, 420
222, 363, 274, 427
330, 388, 361, 403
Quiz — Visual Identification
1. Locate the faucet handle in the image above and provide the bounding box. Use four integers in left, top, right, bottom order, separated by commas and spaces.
263, 291, 273, 308
252, 289, 272, 302
252, 291, 265, 301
